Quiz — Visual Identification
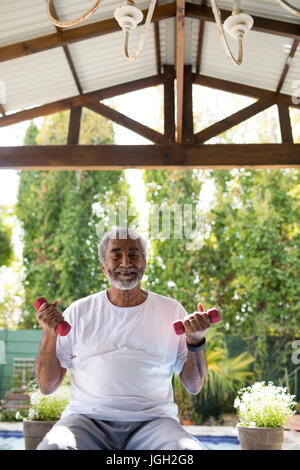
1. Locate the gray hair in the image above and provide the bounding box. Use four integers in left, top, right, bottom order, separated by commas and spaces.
98, 227, 147, 264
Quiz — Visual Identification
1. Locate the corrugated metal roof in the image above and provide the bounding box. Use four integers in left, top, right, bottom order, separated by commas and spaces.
204, 0, 300, 24
68, 25, 157, 93
197, 21, 293, 92
0, 0, 55, 47
0, 48, 78, 112
0, 0, 299, 115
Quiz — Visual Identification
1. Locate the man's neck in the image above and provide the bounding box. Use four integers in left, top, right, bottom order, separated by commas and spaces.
106, 285, 148, 307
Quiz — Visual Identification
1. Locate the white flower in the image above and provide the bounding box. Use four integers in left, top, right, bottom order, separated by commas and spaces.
234, 381, 296, 428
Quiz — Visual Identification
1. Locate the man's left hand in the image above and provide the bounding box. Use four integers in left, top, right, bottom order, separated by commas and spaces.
183, 303, 211, 346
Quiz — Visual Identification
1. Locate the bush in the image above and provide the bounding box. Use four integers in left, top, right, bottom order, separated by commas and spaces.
0, 407, 29, 422
234, 381, 296, 428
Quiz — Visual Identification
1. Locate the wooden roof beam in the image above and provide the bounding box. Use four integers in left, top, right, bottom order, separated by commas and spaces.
195, 100, 272, 143
185, 3, 300, 41
85, 101, 168, 144
0, 144, 299, 170
0, 75, 164, 128
193, 74, 300, 109
0, 2, 176, 63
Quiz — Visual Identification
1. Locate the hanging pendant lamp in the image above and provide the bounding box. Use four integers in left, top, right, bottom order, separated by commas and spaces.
114, 0, 158, 62
211, 0, 253, 66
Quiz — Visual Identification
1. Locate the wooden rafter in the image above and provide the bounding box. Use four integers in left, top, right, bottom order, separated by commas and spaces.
193, 74, 300, 110
0, 75, 164, 128
85, 102, 168, 144
154, 22, 162, 75
0, 144, 299, 170
176, 0, 185, 144
275, 39, 298, 144
0, 3, 176, 63
47, 0, 83, 95
185, 3, 300, 41
196, 0, 207, 75
276, 40, 299, 94
195, 100, 272, 144
0, 2, 299, 65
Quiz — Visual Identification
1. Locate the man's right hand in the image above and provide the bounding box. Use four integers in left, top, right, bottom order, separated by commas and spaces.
35, 300, 64, 336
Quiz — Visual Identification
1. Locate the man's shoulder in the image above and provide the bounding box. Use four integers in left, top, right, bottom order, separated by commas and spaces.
149, 290, 181, 308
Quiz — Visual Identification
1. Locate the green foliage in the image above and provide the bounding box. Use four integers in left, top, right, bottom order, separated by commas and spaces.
25, 386, 71, 421
0, 207, 14, 268
143, 169, 206, 313
15, 110, 134, 328
144, 166, 300, 406
173, 329, 255, 423
200, 169, 300, 381
0, 407, 29, 422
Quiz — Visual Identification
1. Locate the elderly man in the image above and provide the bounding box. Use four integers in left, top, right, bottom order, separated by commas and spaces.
35, 227, 210, 450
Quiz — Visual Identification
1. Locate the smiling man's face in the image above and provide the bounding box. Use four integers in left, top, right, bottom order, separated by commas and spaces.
101, 237, 146, 290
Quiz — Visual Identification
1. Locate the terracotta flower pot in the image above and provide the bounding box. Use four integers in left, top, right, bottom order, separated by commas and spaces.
23, 419, 57, 450
237, 424, 284, 450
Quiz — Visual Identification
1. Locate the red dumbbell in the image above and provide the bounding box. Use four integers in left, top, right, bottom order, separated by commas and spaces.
173, 303, 220, 335
33, 297, 71, 337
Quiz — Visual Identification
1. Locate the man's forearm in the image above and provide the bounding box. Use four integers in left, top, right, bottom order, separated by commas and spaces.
179, 349, 208, 395
34, 334, 65, 395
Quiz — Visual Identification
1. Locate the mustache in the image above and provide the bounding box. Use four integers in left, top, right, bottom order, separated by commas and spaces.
113, 267, 138, 273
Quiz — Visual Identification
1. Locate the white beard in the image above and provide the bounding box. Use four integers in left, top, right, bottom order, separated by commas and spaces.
105, 266, 144, 291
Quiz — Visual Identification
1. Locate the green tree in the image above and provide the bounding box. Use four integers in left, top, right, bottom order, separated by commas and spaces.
143, 169, 209, 313
200, 169, 300, 385
16, 109, 135, 328
0, 205, 14, 268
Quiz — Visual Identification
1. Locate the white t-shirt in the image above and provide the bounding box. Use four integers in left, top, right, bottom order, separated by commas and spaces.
56, 289, 188, 422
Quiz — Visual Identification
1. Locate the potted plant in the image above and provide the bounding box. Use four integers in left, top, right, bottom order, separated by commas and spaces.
16, 380, 70, 450
234, 381, 296, 450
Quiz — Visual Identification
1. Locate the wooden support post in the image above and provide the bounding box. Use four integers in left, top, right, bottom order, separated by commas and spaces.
163, 65, 176, 143
67, 106, 82, 145
182, 65, 194, 144
277, 105, 293, 143
176, 0, 185, 143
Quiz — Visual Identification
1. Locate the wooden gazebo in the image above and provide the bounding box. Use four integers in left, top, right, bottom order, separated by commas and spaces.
0, 0, 299, 169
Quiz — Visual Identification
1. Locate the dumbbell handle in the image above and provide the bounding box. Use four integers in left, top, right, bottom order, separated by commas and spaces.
173, 306, 220, 335
33, 297, 71, 337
